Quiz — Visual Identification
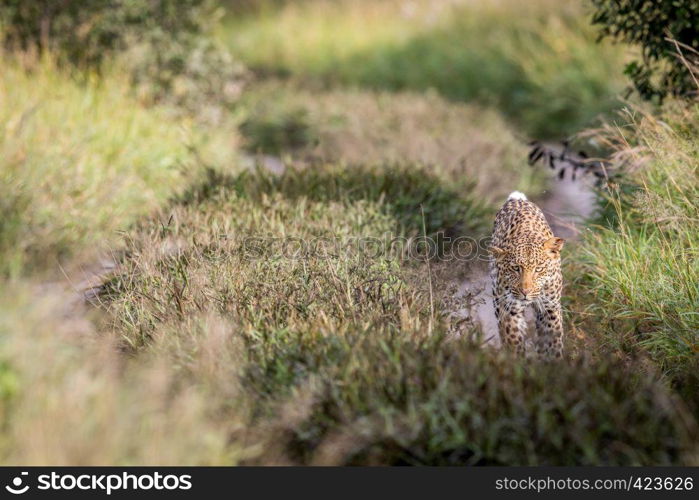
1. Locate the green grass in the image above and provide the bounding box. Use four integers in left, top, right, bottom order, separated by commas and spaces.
0, 55, 238, 278
0, 45, 554, 464
0, 54, 243, 463
92, 163, 697, 465
571, 102, 699, 409
0, 153, 694, 464
225, 0, 627, 138
1, 0, 698, 466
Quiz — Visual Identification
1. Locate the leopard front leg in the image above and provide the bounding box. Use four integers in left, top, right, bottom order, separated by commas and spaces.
533, 296, 564, 360
494, 295, 527, 356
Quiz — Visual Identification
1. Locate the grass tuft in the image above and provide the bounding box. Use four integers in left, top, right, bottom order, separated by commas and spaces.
570, 102, 699, 410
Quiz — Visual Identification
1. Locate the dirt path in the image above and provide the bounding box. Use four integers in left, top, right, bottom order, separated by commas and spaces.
443, 173, 596, 347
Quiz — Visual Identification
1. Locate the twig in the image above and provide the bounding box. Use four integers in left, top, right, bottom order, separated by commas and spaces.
666, 36, 699, 92
420, 205, 434, 335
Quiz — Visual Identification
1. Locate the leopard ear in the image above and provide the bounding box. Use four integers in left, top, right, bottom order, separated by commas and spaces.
489, 245, 507, 259
543, 237, 564, 258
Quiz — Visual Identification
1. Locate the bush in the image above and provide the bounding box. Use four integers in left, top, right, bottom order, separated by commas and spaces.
0, 0, 246, 115
252, 336, 696, 465
591, 0, 699, 101
571, 102, 699, 413
0, 0, 203, 66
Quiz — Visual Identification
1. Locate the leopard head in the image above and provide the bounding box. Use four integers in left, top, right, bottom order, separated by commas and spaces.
490, 237, 564, 300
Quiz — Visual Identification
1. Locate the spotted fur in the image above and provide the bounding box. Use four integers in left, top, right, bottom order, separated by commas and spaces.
489, 192, 564, 359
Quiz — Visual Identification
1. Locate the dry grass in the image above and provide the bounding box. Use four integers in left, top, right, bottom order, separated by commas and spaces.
239, 84, 544, 203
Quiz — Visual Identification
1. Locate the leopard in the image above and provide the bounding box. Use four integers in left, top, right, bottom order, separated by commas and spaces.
488, 191, 565, 359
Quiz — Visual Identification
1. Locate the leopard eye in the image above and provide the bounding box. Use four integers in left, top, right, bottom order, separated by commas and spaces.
535, 265, 544, 272
511, 265, 521, 273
